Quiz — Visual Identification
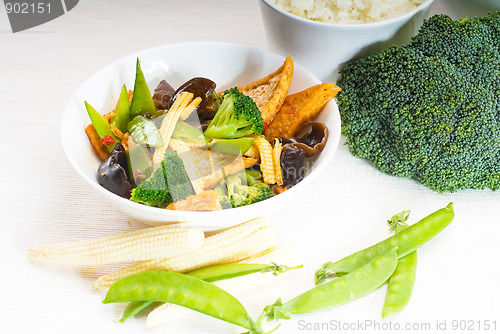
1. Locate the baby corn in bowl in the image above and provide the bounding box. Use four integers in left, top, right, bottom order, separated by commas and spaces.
62, 42, 341, 228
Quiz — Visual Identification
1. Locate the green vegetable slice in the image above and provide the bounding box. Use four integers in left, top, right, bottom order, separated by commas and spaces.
126, 144, 152, 187
172, 121, 206, 145
128, 116, 163, 147
209, 138, 254, 156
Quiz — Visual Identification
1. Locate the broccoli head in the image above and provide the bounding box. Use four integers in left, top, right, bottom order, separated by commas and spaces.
130, 149, 194, 207
225, 174, 274, 207
338, 12, 500, 192
203, 87, 264, 139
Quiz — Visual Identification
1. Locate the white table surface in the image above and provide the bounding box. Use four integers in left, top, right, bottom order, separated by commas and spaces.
1, 1, 499, 334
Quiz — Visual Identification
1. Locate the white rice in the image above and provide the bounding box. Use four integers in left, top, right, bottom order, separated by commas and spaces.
272, 0, 425, 24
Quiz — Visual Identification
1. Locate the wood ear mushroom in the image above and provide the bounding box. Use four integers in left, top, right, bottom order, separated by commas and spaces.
290, 121, 328, 157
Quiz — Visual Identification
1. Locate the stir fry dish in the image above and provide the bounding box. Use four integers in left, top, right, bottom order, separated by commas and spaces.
84, 57, 340, 211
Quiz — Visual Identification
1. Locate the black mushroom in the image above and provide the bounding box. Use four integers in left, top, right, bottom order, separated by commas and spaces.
167, 77, 217, 121
96, 143, 132, 198
280, 144, 306, 187
152, 80, 176, 111
275, 122, 328, 187
289, 121, 328, 157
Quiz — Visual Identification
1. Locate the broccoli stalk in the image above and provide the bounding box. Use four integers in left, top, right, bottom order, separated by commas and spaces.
130, 150, 194, 208
204, 87, 264, 139
225, 174, 273, 208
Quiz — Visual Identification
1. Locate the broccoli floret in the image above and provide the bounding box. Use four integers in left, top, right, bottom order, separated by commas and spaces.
225, 174, 273, 207
218, 195, 233, 209
338, 12, 500, 192
130, 150, 194, 207
244, 169, 264, 186
213, 180, 233, 209
204, 87, 264, 139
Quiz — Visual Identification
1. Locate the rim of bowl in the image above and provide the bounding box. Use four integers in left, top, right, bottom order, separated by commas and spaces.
61, 41, 341, 224
260, 0, 435, 28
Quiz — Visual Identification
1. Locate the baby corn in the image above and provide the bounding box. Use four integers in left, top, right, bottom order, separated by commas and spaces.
168, 138, 192, 154
250, 134, 276, 184
272, 139, 284, 186
179, 96, 202, 121
153, 91, 194, 169
168, 138, 207, 154
146, 243, 302, 328
244, 145, 260, 159
92, 217, 277, 291
28, 227, 205, 265
238, 243, 302, 266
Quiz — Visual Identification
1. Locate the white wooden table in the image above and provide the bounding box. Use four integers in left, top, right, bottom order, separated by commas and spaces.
1, 1, 499, 334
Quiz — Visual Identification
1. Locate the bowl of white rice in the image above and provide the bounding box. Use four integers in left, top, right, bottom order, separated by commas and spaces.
259, 0, 434, 81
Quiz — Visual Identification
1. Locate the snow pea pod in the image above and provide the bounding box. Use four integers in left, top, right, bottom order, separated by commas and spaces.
119, 263, 302, 322
84, 101, 120, 152
382, 211, 417, 318
264, 248, 398, 320
315, 203, 454, 284
188, 262, 302, 282
104, 271, 262, 332
121, 300, 154, 322
130, 58, 158, 118
110, 84, 131, 133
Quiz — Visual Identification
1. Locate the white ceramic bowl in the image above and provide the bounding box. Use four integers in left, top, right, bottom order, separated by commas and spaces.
259, 0, 434, 81
61, 42, 341, 230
